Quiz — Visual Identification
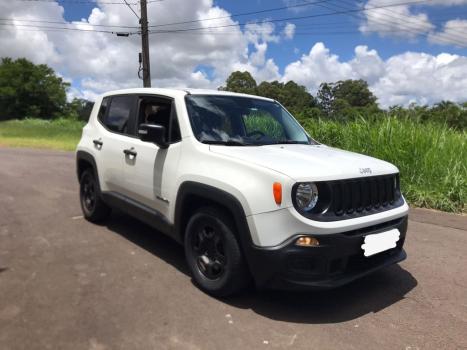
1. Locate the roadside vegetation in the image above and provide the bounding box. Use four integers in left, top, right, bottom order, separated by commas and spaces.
0, 118, 83, 151
0, 58, 465, 213
304, 118, 466, 213
1, 117, 464, 213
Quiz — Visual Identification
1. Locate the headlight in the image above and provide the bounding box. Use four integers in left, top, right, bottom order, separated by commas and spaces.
295, 182, 319, 211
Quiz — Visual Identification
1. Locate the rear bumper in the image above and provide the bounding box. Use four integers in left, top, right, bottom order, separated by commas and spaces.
245, 215, 408, 290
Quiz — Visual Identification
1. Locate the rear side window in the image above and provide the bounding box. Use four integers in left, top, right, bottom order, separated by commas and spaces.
97, 97, 109, 124
104, 95, 134, 134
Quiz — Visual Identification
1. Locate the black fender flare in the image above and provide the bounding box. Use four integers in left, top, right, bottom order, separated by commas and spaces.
76, 151, 101, 191
174, 181, 254, 254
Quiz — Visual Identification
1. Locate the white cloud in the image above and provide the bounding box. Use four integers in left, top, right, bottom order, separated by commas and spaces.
372, 51, 467, 107
282, 42, 467, 107
0, 0, 280, 99
282, 23, 296, 40
359, 0, 467, 46
1, 0, 466, 108
349, 46, 386, 85
244, 22, 279, 45
428, 19, 467, 47
282, 42, 354, 93
360, 0, 434, 38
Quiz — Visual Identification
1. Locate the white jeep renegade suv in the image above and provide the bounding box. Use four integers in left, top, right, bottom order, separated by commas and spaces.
76, 88, 409, 296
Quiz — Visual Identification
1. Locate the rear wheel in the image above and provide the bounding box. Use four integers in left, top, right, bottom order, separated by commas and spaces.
79, 168, 111, 222
184, 207, 250, 297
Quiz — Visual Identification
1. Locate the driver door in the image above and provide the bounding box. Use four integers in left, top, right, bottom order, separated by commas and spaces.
122, 95, 182, 219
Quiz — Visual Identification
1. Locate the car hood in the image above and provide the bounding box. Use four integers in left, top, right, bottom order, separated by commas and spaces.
209, 144, 399, 181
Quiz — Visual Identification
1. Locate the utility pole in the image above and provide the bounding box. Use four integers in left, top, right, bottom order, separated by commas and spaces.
140, 0, 151, 87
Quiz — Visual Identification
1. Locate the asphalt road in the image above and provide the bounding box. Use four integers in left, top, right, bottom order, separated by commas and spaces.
1, 148, 466, 350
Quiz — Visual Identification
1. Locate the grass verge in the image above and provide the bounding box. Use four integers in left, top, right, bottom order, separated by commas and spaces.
0, 118, 84, 151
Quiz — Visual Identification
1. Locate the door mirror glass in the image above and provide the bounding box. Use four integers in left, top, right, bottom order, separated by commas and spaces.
138, 123, 169, 149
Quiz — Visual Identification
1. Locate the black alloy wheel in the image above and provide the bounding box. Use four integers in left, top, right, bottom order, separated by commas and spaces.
81, 171, 96, 213
192, 224, 226, 280
79, 168, 111, 222
184, 207, 250, 297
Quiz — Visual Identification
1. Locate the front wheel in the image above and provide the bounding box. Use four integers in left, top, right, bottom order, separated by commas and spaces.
79, 168, 111, 223
184, 207, 250, 297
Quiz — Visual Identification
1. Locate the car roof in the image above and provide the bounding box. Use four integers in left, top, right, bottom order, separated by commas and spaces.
100, 88, 275, 102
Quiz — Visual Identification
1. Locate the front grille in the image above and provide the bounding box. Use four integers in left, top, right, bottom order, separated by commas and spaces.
329, 174, 400, 217
294, 173, 404, 221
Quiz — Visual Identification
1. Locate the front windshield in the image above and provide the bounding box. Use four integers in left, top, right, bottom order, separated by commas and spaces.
185, 95, 317, 146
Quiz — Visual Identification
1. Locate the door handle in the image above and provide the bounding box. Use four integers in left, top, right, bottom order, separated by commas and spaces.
93, 139, 103, 147
123, 148, 137, 157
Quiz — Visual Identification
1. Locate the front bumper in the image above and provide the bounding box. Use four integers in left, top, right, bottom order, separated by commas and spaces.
245, 215, 408, 290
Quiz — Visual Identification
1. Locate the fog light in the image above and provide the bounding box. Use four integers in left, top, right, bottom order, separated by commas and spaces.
295, 236, 319, 247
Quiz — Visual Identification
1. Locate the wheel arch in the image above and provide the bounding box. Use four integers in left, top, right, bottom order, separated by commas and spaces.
76, 151, 100, 187
174, 181, 254, 251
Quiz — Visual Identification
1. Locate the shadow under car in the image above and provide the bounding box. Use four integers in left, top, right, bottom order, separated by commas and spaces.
104, 211, 417, 324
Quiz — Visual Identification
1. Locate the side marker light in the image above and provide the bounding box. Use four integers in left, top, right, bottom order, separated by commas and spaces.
273, 182, 282, 205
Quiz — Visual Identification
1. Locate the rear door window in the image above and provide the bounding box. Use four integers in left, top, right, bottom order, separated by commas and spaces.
104, 95, 135, 135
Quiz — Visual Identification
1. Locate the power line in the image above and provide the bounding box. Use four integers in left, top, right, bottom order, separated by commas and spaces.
145, 29, 427, 35
1, 12, 461, 31
4, 25, 464, 37
0, 18, 139, 28
297, 0, 464, 45
13, 0, 141, 4
294, 14, 467, 28
4, 0, 464, 46
122, 0, 140, 19
6, 0, 455, 36
0, 22, 138, 34
0, 27, 116, 33
327, 0, 466, 46
357, 0, 466, 39
147, 0, 437, 35
336, 0, 466, 37
12, 0, 163, 4
0, 1, 331, 30
147, 0, 332, 28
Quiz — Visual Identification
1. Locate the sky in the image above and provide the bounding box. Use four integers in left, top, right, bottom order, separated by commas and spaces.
0, 0, 467, 107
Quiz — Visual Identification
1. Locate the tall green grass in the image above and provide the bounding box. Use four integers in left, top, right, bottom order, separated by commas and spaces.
0, 117, 465, 212
302, 118, 466, 213
0, 118, 84, 151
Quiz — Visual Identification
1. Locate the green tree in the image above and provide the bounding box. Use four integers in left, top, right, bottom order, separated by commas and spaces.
0, 57, 69, 120
219, 71, 257, 95
257, 80, 316, 112
332, 79, 377, 108
317, 80, 379, 119
317, 82, 334, 116
66, 98, 94, 122
430, 101, 467, 130
221, 71, 316, 113
256, 81, 283, 101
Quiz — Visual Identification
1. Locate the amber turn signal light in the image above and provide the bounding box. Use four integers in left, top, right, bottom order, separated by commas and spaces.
295, 236, 320, 247
273, 182, 282, 205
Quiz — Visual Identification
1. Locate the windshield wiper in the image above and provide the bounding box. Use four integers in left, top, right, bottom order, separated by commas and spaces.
271, 140, 310, 145
201, 140, 251, 146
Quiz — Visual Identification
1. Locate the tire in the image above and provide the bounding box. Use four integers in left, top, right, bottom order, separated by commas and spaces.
184, 207, 250, 297
79, 168, 111, 223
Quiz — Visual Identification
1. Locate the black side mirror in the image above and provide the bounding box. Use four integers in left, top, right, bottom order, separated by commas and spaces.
138, 123, 169, 149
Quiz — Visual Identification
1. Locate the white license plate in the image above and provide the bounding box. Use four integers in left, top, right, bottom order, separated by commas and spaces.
361, 229, 400, 257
